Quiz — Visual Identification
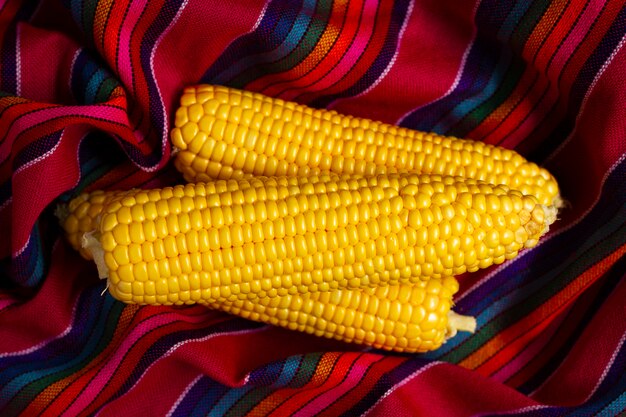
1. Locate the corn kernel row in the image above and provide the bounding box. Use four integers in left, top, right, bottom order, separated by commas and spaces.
171, 85, 560, 207
65, 175, 556, 306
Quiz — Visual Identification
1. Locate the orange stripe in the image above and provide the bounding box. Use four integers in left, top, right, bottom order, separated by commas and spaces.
250, 0, 349, 96
469, 0, 571, 142
93, 0, 115, 54
460, 242, 626, 372
20, 305, 141, 417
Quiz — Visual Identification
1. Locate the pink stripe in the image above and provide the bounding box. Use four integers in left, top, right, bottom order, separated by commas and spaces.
333, 0, 479, 124
490, 306, 569, 383
294, 354, 380, 417
530, 274, 626, 405
62, 309, 215, 416
282, 0, 379, 102
500, 0, 605, 146
116, 0, 149, 91
0, 104, 129, 162
0, 298, 17, 311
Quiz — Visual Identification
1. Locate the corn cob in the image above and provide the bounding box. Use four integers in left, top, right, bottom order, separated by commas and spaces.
55, 190, 123, 259
58, 190, 476, 352
218, 277, 474, 353
68, 174, 556, 305
170, 85, 561, 207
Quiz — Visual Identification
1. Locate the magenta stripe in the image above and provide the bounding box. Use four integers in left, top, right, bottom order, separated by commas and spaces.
0, 105, 129, 161
500, 0, 605, 146
282, 0, 379, 101
116, 0, 149, 92
491, 305, 570, 383
293, 354, 380, 417
61, 309, 215, 416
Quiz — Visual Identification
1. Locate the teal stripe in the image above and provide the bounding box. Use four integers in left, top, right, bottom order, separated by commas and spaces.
210, 386, 255, 416
594, 388, 626, 417
229, 0, 332, 87
432, 0, 535, 132
212, 0, 317, 84
85, 68, 108, 104
274, 355, 302, 387
428, 202, 626, 361
0, 295, 117, 407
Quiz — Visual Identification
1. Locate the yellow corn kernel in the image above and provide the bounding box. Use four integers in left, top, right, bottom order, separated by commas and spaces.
77, 173, 557, 304
216, 277, 475, 353
171, 85, 561, 207
56, 190, 132, 259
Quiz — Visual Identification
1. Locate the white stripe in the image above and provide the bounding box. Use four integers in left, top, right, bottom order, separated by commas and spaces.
251, 0, 270, 31
14, 129, 64, 175
0, 273, 78, 358
545, 33, 626, 163
361, 361, 442, 416
94, 325, 270, 417
327, 0, 416, 109
396, 0, 482, 125
68, 48, 83, 100
472, 404, 550, 417
457, 151, 626, 302
165, 375, 203, 417
530, 327, 626, 400
147, 0, 190, 173
581, 330, 626, 402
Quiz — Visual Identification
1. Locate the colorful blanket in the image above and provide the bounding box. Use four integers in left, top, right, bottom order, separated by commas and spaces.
1, 0, 626, 415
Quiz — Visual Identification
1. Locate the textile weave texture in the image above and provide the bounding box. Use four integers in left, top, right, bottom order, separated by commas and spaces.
1, 0, 626, 415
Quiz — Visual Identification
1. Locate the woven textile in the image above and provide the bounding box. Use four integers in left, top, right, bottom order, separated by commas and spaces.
1, 0, 626, 415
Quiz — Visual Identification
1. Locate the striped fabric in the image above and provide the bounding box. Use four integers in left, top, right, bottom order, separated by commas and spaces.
1, 0, 625, 415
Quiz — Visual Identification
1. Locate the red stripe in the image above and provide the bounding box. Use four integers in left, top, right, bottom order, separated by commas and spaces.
319, 356, 404, 416
462, 243, 626, 373
126, 0, 166, 140
531, 265, 626, 406
367, 363, 539, 416
479, 0, 595, 146
332, 0, 479, 124
0, 242, 85, 352
545, 37, 626, 216
102, 0, 130, 72
505, 278, 604, 389
154, 0, 265, 116
24, 305, 141, 417
518, 0, 624, 154
269, 0, 366, 101
246, 0, 350, 96
297, 0, 394, 104
469, 0, 576, 143
268, 352, 347, 416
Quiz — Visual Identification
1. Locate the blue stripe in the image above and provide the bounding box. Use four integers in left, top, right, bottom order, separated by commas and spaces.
0, 292, 114, 409
200, 0, 302, 84
211, 0, 313, 85
85, 68, 108, 104
209, 386, 255, 416
273, 355, 301, 387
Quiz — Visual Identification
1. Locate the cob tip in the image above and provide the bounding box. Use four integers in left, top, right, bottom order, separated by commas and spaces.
81, 232, 108, 279
446, 311, 476, 340
54, 203, 70, 225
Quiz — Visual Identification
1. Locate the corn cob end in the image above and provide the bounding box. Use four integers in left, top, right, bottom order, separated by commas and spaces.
446, 311, 476, 340
82, 232, 108, 279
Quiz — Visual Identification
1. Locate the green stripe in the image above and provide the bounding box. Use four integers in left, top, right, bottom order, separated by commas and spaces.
96, 77, 120, 102
82, 0, 99, 45
449, 0, 553, 137
3, 299, 125, 416
442, 205, 626, 364
231, 0, 333, 87
510, 0, 553, 51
